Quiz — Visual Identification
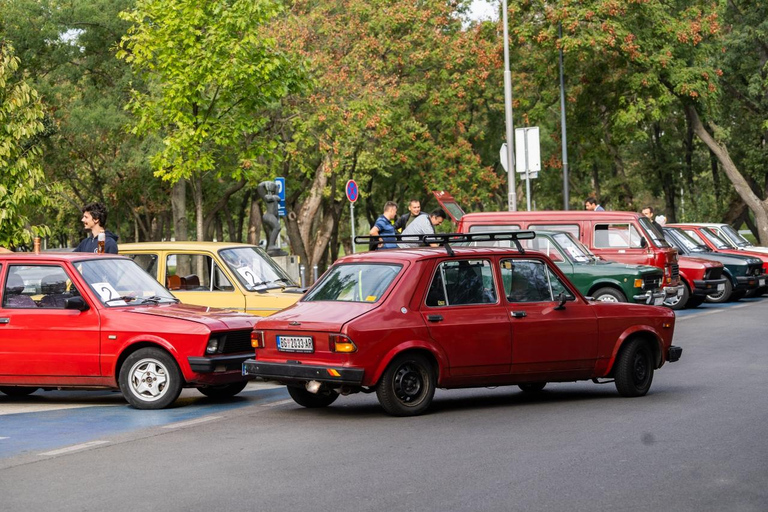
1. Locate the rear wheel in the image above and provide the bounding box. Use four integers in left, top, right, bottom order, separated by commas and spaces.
376, 353, 436, 416
614, 338, 654, 397
0, 386, 38, 397
706, 278, 732, 303
592, 287, 626, 303
663, 282, 689, 310
518, 382, 546, 393
197, 381, 248, 399
119, 348, 183, 409
287, 385, 339, 408
685, 296, 705, 308
744, 286, 766, 298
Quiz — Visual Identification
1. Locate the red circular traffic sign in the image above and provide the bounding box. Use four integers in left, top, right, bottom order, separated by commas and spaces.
346, 179, 358, 203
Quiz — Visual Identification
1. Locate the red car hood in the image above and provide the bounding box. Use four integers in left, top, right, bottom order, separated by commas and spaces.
129, 303, 256, 331
256, 301, 377, 332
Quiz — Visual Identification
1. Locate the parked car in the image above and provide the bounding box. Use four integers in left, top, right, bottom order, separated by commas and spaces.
243, 231, 681, 417
463, 229, 666, 305
439, 195, 687, 308
120, 242, 303, 316
663, 227, 764, 302
0, 252, 260, 408
668, 224, 768, 298
682, 222, 768, 256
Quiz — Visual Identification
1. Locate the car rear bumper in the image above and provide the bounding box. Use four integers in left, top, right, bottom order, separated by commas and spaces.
242, 359, 365, 385
668, 345, 682, 363
188, 354, 252, 373
692, 277, 728, 296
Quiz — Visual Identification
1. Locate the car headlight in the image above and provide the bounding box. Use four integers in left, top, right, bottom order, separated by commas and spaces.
206, 336, 221, 354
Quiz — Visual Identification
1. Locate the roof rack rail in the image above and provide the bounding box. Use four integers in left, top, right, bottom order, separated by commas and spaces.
353, 231, 536, 256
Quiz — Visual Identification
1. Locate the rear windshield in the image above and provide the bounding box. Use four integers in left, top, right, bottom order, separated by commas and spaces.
303, 263, 402, 303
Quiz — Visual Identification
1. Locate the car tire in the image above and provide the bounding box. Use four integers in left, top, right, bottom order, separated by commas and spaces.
197, 381, 248, 399
376, 353, 436, 417
663, 282, 689, 310
119, 348, 183, 410
744, 286, 766, 298
0, 386, 38, 397
705, 278, 732, 303
287, 385, 339, 408
518, 382, 546, 393
592, 287, 627, 303
684, 296, 705, 308
614, 338, 654, 397
729, 289, 746, 302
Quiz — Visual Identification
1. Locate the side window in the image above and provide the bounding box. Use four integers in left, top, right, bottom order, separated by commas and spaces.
594, 223, 644, 249
212, 263, 234, 291
548, 268, 575, 300
529, 224, 580, 238
126, 254, 158, 278
519, 238, 565, 262
501, 259, 552, 303
166, 254, 211, 291
3, 265, 79, 309
426, 260, 497, 306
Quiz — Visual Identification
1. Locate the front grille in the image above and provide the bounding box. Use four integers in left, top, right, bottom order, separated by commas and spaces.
705, 267, 723, 280
218, 330, 253, 354
747, 263, 762, 276
643, 275, 663, 290
670, 264, 680, 280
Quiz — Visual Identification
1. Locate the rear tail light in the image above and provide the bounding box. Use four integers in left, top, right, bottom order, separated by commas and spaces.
329, 334, 357, 353
251, 330, 264, 349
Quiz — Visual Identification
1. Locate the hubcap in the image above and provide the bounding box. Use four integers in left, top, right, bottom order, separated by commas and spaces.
129, 359, 169, 402
633, 352, 649, 384
393, 363, 424, 403
597, 294, 619, 303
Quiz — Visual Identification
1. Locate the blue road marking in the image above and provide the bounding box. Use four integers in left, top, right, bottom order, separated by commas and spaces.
0, 387, 288, 459
675, 296, 762, 317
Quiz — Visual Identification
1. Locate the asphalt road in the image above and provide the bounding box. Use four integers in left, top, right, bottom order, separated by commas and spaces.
1, 298, 767, 512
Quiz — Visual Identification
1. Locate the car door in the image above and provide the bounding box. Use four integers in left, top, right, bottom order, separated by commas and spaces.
0, 264, 101, 377
421, 258, 511, 377
165, 252, 246, 311
500, 258, 598, 376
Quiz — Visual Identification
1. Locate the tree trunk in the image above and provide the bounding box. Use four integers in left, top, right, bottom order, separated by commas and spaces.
172, 179, 188, 241
194, 174, 204, 241
247, 195, 262, 246
685, 105, 768, 245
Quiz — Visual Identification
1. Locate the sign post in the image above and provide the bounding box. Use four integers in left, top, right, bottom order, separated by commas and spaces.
345, 180, 359, 253
514, 127, 541, 211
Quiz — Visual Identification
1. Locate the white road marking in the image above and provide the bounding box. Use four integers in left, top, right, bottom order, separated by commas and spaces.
161, 416, 222, 429
40, 440, 109, 456
260, 399, 294, 408
0, 437, 9, 440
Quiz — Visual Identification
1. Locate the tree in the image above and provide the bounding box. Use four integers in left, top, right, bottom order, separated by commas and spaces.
117, 0, 306, 241
0, 41, 56, 248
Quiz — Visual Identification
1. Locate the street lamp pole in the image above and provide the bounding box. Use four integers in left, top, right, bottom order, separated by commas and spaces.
502, 0, 517, 211
559, 23, 570, 210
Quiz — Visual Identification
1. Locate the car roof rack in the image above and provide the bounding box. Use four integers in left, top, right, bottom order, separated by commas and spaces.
353, 231, 536, 256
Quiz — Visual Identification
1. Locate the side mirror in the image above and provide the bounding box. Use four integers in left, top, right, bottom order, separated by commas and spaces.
639, 237, 647, 249
64, 296, 89, 312
554, 292, 567, 310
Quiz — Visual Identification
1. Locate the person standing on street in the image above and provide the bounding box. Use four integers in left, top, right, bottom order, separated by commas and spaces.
394, 199, 424, 233
369, 201, 398, 250
397, 209, 447, 248
585, 197, 605, 211
641, 206, 663, 233
75, 202, 119, 254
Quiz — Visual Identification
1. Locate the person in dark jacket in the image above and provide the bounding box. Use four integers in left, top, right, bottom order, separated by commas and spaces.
394, 199, 425, 233
75, 202, 119, 254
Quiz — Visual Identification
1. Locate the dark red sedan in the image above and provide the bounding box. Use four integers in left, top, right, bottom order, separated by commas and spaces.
0, 252, 259, 409
243, 232, 682, 416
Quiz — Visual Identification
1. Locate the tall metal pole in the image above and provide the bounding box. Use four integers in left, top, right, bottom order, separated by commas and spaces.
524, 128, 531, 211
558, 23, 570, 210
350, 203, 356, 254
502, 0, 517, 211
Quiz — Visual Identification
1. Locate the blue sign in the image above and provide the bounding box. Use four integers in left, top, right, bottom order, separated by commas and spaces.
275, 177, 286, 217
346, 179, 358, 203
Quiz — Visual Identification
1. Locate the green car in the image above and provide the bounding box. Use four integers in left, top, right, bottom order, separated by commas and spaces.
468, 230, 665, 304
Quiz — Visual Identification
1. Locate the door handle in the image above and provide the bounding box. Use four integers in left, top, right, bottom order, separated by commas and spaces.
427, 315, 443, 322
0, 318, 9, 324
511, 311, 527, 318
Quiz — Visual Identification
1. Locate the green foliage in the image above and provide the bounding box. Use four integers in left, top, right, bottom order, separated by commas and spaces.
0, 41, 57, 247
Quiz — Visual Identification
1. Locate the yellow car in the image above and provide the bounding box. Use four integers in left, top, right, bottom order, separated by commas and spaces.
119, 242, 303, 316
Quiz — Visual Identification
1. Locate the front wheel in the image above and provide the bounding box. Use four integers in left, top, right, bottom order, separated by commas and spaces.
664, 283, 689, 310
376, 354, 436, 416
119, 348, 183, 409
287, 385, 339, 408
197, 381, 248, 399
0, 386, 38, 397
706, 278, 732, 303
614, 339, 655, 397
685, 296, 705, 309
592, 287, 627, 303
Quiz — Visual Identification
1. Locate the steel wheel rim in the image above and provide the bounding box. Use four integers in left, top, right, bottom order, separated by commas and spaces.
393, 362, 426, 405
597, 295, 619, 303
128, 358, 169, 402
633, 350, 650, 386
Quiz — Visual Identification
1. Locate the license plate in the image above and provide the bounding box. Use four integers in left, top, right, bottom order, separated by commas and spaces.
760, 278, 766, 287
653, 297, 664, 306
717, 283, 725, 291
276, 335, 313, 353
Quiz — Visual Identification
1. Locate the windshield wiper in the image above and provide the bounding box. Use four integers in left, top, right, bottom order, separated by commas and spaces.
140, 295, 179, 304
105, 295, 139, 305
269, 278, 298, 287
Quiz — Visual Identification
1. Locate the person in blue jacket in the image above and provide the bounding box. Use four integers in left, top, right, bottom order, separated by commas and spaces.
369, 201, 398, 250
74, 202, 119, 254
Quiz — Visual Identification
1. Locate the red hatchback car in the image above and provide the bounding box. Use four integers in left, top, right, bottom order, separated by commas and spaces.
0, 252, 259, 409
243, 232, 682, 416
